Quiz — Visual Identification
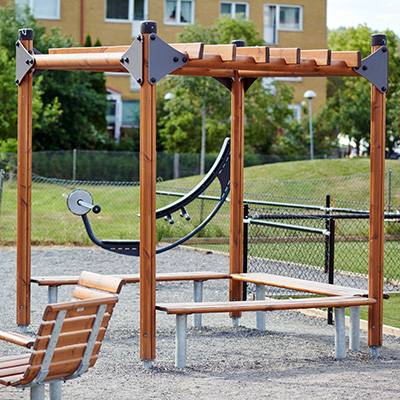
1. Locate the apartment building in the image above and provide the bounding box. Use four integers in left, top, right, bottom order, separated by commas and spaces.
9, 0, 327, 139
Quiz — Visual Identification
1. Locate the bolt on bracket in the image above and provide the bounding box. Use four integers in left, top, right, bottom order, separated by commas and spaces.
148, 34, 188, 85
15, 40, 35, 85
121, 35, 143, 85
353, 46, 389, 93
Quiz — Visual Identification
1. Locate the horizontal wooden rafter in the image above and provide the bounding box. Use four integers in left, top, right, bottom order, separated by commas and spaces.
331, 51, 361, 68
203, 44, 236, 61
269, 48, 300, 64
236, 46, 269, 63
300, 49, 331, 66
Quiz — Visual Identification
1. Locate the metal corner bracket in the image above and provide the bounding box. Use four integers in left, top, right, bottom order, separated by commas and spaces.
15, 40, 34, 85
148, 33, 188, 84
353, 46, 389, 93
121, 35, 143, 85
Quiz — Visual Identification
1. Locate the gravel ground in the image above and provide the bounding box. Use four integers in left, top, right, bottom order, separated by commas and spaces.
0, 246, 399, 400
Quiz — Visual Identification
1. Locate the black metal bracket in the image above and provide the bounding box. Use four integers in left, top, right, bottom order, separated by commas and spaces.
120, 35, 143, 85
15, 40, 34, 85
353, 46, 389, 93
148, 33, 188, 84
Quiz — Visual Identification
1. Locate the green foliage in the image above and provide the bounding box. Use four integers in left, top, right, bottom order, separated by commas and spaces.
326, 25, 400, 156
0, 2, 109, 150
159, 16, 295, 155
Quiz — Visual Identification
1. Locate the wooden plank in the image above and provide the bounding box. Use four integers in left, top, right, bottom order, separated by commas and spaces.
0, 373, 25, 387
156, 296, 376, 314
203, 44, 236, 61
301, 49, 331, 66
38, 314, 111, 336
0, 331, 34, 348
33, 328, 106, 351
171, 43, 204, 60
16, 34, 33, 326
231, 273, 368, 297
236, 47, 269, 63
0, 355, 30, 370
140, 31, 157, 362
72, 286, 118, 300
43, 303, 116, 321
368, 40, 386, 347
331, 51, 361, 68
229, 73, 245, 317
77, 271, 125, 294
269, 48, 300, 64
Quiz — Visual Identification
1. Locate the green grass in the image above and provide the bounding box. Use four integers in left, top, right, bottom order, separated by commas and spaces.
346, 294, 400, 329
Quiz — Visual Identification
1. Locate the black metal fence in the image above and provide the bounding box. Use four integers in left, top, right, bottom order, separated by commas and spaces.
244, 200, 400, 298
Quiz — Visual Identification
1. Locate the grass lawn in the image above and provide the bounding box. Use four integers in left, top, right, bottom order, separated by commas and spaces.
346, 294, 400, 329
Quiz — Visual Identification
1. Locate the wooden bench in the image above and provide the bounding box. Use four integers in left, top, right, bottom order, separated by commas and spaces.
156, 296, 376, 367
0, 272, 124, 399
31, 272, 229, 328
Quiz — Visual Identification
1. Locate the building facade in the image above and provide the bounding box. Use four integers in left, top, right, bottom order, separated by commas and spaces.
9, 0, 327, 140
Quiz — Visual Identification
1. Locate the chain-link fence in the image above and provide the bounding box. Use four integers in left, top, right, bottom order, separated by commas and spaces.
1, 162, 400, 295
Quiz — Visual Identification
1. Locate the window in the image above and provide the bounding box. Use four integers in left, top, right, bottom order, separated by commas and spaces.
220, 2, 249, 19
264, 4, 302, 44
16, 0, 60, 19
122, 100, 140, 127
165, 0, 194, 25
106, 0, 147, 22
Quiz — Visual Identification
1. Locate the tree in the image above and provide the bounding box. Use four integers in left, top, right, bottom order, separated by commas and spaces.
0, 3, 110, 151
325, 25, 400, 156
159, 16, 295, 156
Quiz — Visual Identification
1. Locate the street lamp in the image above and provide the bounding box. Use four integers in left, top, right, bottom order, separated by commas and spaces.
303, 90, 317, 160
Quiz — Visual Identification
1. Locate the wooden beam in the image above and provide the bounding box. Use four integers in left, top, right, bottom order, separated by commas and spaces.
368, 36, 387, 348
300, 49, 331, 66
203, 44, 236, 61
17, 30, 33, 327
139, 29, 157, 362
229, 72, 245, 316
269, 48, 300, 64
236, 46, 269, 63
331, 51, 361, 68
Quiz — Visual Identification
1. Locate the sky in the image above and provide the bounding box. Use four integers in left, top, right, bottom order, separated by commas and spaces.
327, 0, 400, 37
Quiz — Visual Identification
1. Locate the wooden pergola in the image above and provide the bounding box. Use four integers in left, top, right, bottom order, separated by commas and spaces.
16, 22, 388, 362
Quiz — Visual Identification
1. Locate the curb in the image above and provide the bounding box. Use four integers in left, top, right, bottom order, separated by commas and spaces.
300, 308, 400, 338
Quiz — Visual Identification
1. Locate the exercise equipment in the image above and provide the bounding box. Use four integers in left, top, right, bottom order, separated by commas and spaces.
64, 138, 231, 256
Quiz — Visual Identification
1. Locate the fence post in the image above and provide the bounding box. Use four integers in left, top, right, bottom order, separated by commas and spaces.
324, 194, 331, 273
72, 148, 77, 181
242, 204, 249, 301
0, 169, 4, 220
327, 218, 335, 325
173, 153, 179, 180
388, 168, 391, 213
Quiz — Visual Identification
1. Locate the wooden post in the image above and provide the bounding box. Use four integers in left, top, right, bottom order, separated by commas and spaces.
368, 34, 387, 349
16, 29, 34, 328
139, 21, 157, 363
229, 70, 245, 312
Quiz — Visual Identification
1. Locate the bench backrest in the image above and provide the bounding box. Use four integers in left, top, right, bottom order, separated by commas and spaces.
18, 272, 124, 387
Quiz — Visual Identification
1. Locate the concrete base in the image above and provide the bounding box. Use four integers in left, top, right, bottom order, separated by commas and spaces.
142, 359, 153, 369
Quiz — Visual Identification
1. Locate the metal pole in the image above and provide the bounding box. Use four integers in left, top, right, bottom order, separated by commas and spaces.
72, 148, 77, 181
309, 98, 314, 160
327, 218, 335, 325
324, 194, 331, 273
0, 169, 4, 220
242, 204, 249, 301
388, 168, 391, 212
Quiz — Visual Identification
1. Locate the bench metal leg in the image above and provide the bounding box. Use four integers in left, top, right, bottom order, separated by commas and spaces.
349, 306, 360, 351
255, 283, 266, 331
48, 286, 59, 304
335, 307, 346, 359
231, 316, 240, 327
193, 281, 203, 328
176, 314, 187, 368
49, 381, 62, 400
30, 383, 45, 400
370, 346, 380, 358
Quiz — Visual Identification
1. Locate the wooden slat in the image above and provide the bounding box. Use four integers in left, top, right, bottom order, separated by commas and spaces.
32, 271, 230, 287
33, 328, 106, 351
0, 365, 28, 378
30, 342, 101, 366
0, 373, 25, 386
331, 51, 361, 68
77, 271, 125, 294
73, 286, 118, 300
0, 331, 35, 348
203, 44, 236, 61
38, 313, 111, 336
231, 273, 367, 297
156, 296, 376, 314
0, 355, 30, 370
301, 49, 331, 66
236, 47, 269, 63
0, 354, 31, 365
43, 303, 116, 321
269, 48, 300, 64
171, 43, 204, 60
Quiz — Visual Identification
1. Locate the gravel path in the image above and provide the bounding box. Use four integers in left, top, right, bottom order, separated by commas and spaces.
0, 246, 399, 399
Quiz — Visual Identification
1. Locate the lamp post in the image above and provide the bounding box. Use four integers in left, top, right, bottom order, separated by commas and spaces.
303, 90, 317, 160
